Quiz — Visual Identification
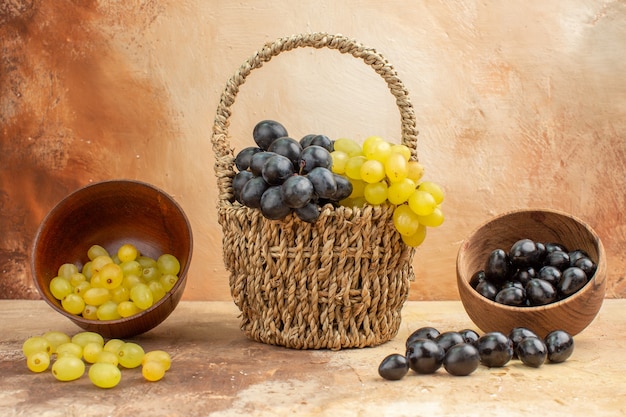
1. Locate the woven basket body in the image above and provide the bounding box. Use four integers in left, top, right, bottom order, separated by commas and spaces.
211, 33, 418, 349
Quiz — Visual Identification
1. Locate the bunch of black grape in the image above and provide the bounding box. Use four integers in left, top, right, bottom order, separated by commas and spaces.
232, 120, 352, 223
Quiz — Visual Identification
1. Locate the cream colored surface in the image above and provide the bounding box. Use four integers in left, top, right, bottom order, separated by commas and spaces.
1, 1, 625, 301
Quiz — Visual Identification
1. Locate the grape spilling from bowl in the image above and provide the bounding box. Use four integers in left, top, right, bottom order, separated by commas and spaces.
471, 239, 598, 306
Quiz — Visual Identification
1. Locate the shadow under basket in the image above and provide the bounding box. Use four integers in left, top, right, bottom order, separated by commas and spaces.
211, 33, 420, 349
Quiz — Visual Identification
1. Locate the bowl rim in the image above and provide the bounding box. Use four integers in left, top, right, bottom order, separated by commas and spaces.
456, 207, 606, 313
31, 178, 194, 327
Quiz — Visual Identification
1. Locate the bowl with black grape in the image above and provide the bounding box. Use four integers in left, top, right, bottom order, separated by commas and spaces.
456, 208, 606, 338
31, 179, 193, 339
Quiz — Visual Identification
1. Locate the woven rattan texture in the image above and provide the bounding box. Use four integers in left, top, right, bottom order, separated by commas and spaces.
211, 33, 418, 349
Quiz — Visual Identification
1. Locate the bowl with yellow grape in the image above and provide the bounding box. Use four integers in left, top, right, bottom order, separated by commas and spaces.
31, 179, 193, 339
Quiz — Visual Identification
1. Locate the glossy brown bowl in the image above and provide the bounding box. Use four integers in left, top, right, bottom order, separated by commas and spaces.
456, 208, 606, 338
31, 179, 193, 339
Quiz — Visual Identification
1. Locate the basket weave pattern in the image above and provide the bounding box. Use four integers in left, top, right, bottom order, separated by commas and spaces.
211, 33, 418, 349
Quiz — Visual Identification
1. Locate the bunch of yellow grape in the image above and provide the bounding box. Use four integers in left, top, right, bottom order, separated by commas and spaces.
331, 136, 444, 247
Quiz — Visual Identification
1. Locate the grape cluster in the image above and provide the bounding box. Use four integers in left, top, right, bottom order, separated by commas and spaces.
378, 326, 574, 380
471, 239, 598, 306
22, 330, 171, 388
233, 120, 352, 223
330, 136, 445, 247
49, 243, 181, 320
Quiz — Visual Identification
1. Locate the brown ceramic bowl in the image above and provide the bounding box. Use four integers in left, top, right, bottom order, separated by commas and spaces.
31, 179, 193, 339
456, 208, 606, 338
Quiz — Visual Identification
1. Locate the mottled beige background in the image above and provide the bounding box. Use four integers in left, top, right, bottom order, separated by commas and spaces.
1, 0, 624, 301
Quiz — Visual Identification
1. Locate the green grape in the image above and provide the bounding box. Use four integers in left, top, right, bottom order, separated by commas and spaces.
62, 294, 86, 315
120, 260, 142, 277
103, 339, 126, 354
69, 272, 87, 287
71, 331, 104, 348
83, 341, 104, 363
363, 181, 388, 205
142, 360, 166, 382
118, 342, 145, 369
387, 178, 416, 205
360, 159, 386, 184
333, 137, 362, 157
160, 274, 178, 292
157, 254, 180, 276
89, 362, 122, 388
418, 207, 445, 227
42, 331, 71, 354
406, 161, 425, 183
141, 266, 161, 281
87, 244, 109, 261
408, 190, 437, 216
52, 356, 85, 381
392, 204, 421, 236
384, 152, 409, 183
83, 287, 111, 306
22, 336, 52, 357
91, 255, 114, 274
142, 350, 172, 371
148, 280, 166, 303
348, 179, 366, 198
73, 281, 91, 297
110, 285, 130, 303
56, 342, 83, 358
330, 150, 349, 174
49, 277, 73, 300
137, 256, 158, 270
117, 243, 139, 263
82, 261, 93, 280
100, 263, 124, 289
117, 300, 142, 318
58, 263, 79, 280
390, 144, 411, 161
122, 274, 145, 290
82, 305, 98, 320
344, 156, 366, 180
401, 224, 427, 247
27, 351, 50, 373
130, 283, 154, 310
417, 181, 445, 205
97, 301, 122, 321
96, 350, 119, 366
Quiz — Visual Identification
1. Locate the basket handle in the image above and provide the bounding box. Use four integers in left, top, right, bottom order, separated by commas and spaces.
211, 32, 419, 201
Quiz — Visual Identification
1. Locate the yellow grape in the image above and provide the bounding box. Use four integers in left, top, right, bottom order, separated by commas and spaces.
73, 281, 91, 297
387, 178, 416, 205
384, 153, 409, 183
87, 244, 109, 260
348, 179, 366, 198
363, 181, 388, 205
330, 151, 349, 174
344, 156, 366, 180
351, 196, 367, 208
390, 144, 411, 161
333, 137, 363, 157
96, 350, 119, 366
392, 204, 421, 236
72, 331, 104, 348
82, 262, 93, 279
89, 362, 122, 388
117, 243, 139, 263
418, 207, 445, 227
408, 190, 437, 216
100, 263, 124, 289
22, 336, 52, 357
157, 254, 180, 276
103, 339, 125, 354
160, 274, 179, 292
91, 255, 114, 274
69, 272, 86, 287
417, 181, 445, 205
362, 135, 383, 157
62, 294, 86, 315
120, 260, 142, 277
27, 351, 50, 373
360, 160, 386, 184
49, 277, 73, 300
142, 360, 166, 382
118, 342, 145, 369
82, 305, 98, 320
122, 274, 145, 290
58, 263, 79, 280
401, 224, 427, 247
90, 272, 103, 288
117, 300, 142, 318
97, 301, 122, 321
406, 161, 425, 183
83, 341, 104, 364
368, 140, 392, 163
142, 350, 172, 371
148, 280, 166, 303
42, 331, 71, 354
52, 356, 85, 381
130, 283, 153, 310
110, 285, 130, 303
56, 342, 83, 359
83, 287, 111, 306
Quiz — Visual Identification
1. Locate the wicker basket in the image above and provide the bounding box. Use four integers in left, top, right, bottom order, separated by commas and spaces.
211, 32, 419, 349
